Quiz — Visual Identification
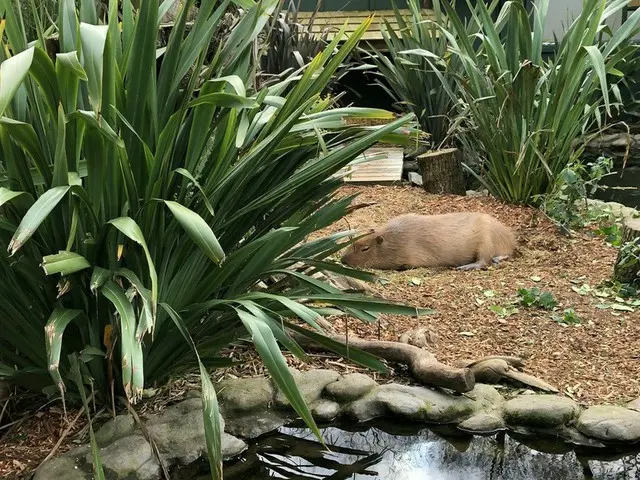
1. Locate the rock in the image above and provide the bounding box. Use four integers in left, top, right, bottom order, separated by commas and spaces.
504, 395, 580, 429
582, 199, 639, 220
94, 414, 136, 446
217, 377, 274, 412
221, 432, 249, 459
586, 133, 640, 150
275, 369, 340, 408
627, 398, 640, 412
94, 434, 160, 480
577, 406, 640, 442
311, 399, 341, 422
466, 189, 488, 197
33, 456, 88, 480
467, 384, 505, 409
345, 383, 488, 424
146, 398, 203, 423
325, 373, 377, 403
403, 159, 419, 174
223, 410, 292, 439
146, 402, 246, 464
35, 396, 250, 480
408, 172, 423, 186
344, 390, 387, 422
185, 390, 201, 399
147, 408, 208, 464
458, 413, 506, 435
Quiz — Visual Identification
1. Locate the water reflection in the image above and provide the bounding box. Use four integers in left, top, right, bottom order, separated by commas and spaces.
220, 421, 640, 480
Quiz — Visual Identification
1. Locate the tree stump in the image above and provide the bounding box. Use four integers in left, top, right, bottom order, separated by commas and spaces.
417, 147, 466, 195
613, 217, 640, 284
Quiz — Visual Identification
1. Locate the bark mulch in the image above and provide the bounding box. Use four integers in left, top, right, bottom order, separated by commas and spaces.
313, 185, 639, 406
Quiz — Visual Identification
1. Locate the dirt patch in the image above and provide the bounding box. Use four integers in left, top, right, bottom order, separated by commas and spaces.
314, 185, 639, 406
0, 404, 87, 479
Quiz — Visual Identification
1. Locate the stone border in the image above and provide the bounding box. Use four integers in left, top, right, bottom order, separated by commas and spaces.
35, 369, 640, 479
581, 198, 639, 220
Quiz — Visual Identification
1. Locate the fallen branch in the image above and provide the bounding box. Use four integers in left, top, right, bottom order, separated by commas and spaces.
290, 331, 475, 393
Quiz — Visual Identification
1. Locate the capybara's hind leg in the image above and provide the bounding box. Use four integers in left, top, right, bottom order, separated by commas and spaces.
458, 232, 493, 271
491, 255, 509, 265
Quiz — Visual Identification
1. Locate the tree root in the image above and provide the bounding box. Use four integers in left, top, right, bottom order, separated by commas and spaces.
290, 330, 558, 394
291, 331, 475, 393
456, 357, 558, 393
398, 327, 438, 349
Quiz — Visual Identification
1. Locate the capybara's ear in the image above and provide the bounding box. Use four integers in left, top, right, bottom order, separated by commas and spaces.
375, 235, 384, 245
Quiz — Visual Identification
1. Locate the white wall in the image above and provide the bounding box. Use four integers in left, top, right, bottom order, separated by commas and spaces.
539, 0, 632, 42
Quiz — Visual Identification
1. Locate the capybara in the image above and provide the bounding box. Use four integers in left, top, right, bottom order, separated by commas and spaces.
340, 212, 516, 271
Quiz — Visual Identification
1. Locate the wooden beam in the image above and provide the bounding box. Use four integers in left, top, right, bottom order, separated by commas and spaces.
296, 9, 437, 42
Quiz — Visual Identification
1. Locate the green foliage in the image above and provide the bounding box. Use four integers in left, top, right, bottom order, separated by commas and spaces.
517, 287, 558, 310
19, 0, 58, 40
488, 304, 519, 318
616, 237, 640, 285
552, 308, 582, 325
603, 280, 638, 299
260, 0, 349, 95
0, 0, 426, 472
593, 222, 622, 246
367, 0, 498, 148
574, 280, 639, 312
403, 0, 640, 204
538, 156, 613, 230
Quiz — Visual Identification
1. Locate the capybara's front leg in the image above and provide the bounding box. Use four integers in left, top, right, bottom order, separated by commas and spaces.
457, 261, 486, 271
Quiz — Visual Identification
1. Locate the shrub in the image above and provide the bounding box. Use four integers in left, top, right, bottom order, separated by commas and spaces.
402, 0, 640, 204
518, 287, 558, 310
537, 156, 613, 231
260, 0, 350, 95
367, 0, 499, 148
0, 0, 425, 473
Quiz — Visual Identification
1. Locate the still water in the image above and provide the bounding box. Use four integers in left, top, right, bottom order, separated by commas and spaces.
594, 165, 640, 209
190, 421, 640, 480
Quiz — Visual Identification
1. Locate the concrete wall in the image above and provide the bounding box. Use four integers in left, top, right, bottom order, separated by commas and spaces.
540, 0, 634, 42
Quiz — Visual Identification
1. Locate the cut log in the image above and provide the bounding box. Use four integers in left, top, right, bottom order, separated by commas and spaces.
417, 147, 466, 195
613, 217, 640, 285
290, 331, 475, 393
0, 380, 9, 400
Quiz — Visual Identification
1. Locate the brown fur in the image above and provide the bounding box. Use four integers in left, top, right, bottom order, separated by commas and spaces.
340, 212, 517, 271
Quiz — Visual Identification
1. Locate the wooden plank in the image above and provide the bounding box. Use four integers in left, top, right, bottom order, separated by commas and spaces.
296, 9, 437, 41
336, 147, 404, 184
629, 0, 640, 7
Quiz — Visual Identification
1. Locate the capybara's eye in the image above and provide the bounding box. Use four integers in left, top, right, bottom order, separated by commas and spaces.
361, 246, 370, 252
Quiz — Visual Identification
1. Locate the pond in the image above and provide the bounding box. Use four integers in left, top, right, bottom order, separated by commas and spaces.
593, 165, 640, 210
178, 421, 640, 480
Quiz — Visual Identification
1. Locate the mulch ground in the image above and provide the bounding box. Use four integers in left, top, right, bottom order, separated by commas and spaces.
2, 184, 638, 479
311, 185, 640, 406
